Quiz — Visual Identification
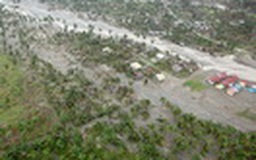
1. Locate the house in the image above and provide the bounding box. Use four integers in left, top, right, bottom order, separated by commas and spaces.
102, 47, 113, 53
207, 72, 227, 85
246, 84, 256, 93
155, 73, 165, 82
239, 80, 256, 88
130, 62, 142, 70
216, 76, 238, 90
226, 87, 237, 96
247, 88, 256, 93
215, 83, 225, 90
156, 53, 165, 60
226, 83, 242, 96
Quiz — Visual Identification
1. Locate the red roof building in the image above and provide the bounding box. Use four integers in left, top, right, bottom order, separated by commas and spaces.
221, 76, 239, 87
239, 79, 256, 87
207, 72, 227, 85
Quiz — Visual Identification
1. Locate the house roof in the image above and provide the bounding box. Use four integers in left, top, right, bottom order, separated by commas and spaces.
156, 53, 165, 60
102, 47, 113, 53
156, 73, 165, 81
130, 62, 142, 70
227, 88, 237, 96
221, 76, 238, 86
208, 72, 227, 82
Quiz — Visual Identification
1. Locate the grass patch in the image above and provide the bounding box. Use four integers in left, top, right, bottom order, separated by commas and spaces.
0, 55, 23, 106
176, 70, 191, 78
184, 80, 208, 92
155, 60, 172, 72
0, 54, 58, 151
0, 105, 26, 126
0, 55, 24, 125
237, 109, 256, 121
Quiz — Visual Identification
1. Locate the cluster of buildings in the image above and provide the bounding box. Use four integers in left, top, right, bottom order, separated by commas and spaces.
207, 72, 256, 96
129, 53, 169, 82
130, 62, 166, 82
128, 50, 200, 82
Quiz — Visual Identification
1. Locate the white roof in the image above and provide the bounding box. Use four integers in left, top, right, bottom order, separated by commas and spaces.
102, 47, 112, 53
156, 53, 165, 60
130, 62, 142, 70
156, 73, 165, 81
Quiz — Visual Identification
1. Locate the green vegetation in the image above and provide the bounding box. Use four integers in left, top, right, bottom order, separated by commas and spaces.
238, 109, 256, 121
0, 56, 22, 101
0, 55, 58, 156
184, 80, 208, 92
0, 105, 25, 126
0, 55, 24, 125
